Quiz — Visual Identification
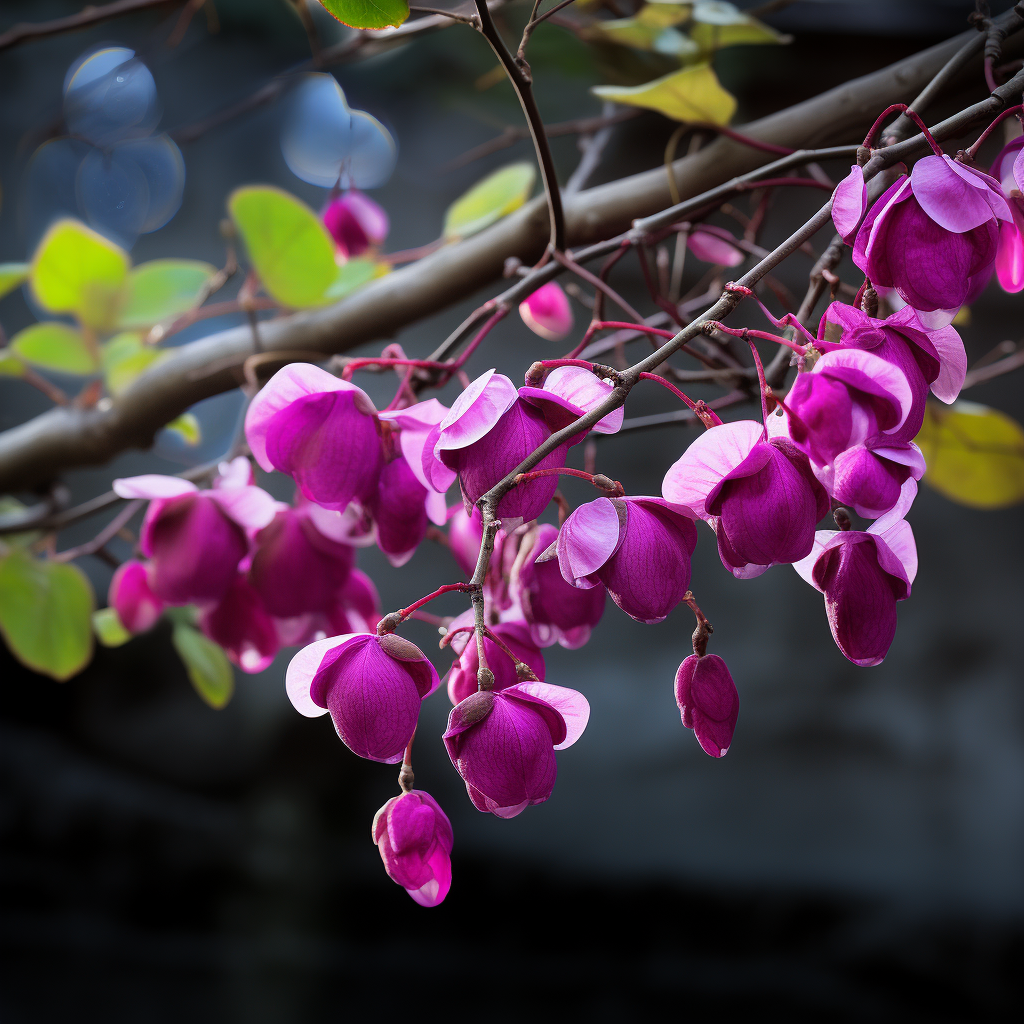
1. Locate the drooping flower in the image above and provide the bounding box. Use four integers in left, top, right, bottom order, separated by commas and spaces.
286, 632, 439, 762
276, 568, 382, 650
377, 398, 450, 526
674, 654, 739, 757
108, 560, 163, 633
662, 421, 829, 578
687, 227, 745, 267
822, 442, 924, 520
556, 496, 697, 622
443, 682, 589, 818
244, 363, 383, 511
372, 790, 453, 907
368, 454, 430, 567
512, 523, 606, 649
200, 574, 280, 674
519, 364, 623, 434
792, 505, 918, 667
519, 281, 573, 341
113, 466, 277, 604
322, 189, 388, 260
851, 155, 1011, 324
988, 136, 1024, 293
445, 612, 546, 704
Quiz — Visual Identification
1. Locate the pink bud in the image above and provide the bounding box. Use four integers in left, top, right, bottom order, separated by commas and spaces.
372, 790, 453, 907
518, 282, 573, 341
108, 560, 164, 634
322, 190, 389, 259
674, 654, 739, 757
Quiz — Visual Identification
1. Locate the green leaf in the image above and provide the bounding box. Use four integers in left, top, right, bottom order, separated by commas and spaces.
172, 623, 234, 708
0, 262, 30, 300
0, 349, 26, 377
10, 322, 99, 374
592, 62, 737, 124
590, 17, 699, 56
118, 259, 216, 329
319, 0, 409, 30
323, 258, 382, 301
228, 186, 338, 308
100, 332, 164, 395
0, 549, 94, 681
30, 219, 130, 331
93, 607, 132, 648
915, 400, 1024, 509
0, 497, 41, 548
690, 18, 790, 52
443, 162, 537, 240
163, 412, 201, 446
637, 3, 692, 29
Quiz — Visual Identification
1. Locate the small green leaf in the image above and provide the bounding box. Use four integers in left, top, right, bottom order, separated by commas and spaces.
637, 3, 692, 29
915, 400, 1024, 509
228, 186, 338, 308
323, 258, 381, 301
163, 412, 201, 445
30, 219, 130, 331
590, 17, 699, 56
319, 0, 409, 30
593, 62, 737, 124
690, 19, 790, 52
0, 262, 30, 300
0, 497, 41, 547
101, 332, 164, 395
118, 259, 216, 329
0, 549, 94, 681
172, 623, 234, 708
93, 607, 132, 647
0, 349, 26, 377
10, 322, 99, 374
444, 162, 537, 240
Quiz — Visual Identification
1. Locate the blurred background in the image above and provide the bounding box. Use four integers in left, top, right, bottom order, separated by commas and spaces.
1, 1, 1022, 1019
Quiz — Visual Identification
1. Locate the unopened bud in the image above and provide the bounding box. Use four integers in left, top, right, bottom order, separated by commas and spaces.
377, 611, 404, 635
525, 361, 546, 387
477, 667, 495, 691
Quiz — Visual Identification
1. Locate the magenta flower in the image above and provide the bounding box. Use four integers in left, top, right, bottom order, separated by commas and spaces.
286, 632, 439, 762
113, 468, 277, 604
372, 790, 453, 907
557, 496, 697, 622
444, 681, 589, 818
513, 523, 605, 649
368, 455, 429, 567
793, 509, 918, 667
822, 443, 924, 520
674, 654, 739, 757
687, 227, 744, 267
519, 281, 573, 341
445, 613, 546, 704
322, 189, 388, 259
519, 365, 623, 434
989, 136, 1024, 292
377, 398, 450, 525
249, 503, 355, 619
831, 164, 867, 243
851, 155, 1011, 323
662, 420, 828, 579
108, 560, 163, 634
244, 363, 383, 512
277, 568, 382, 650
200, 575, 280, 674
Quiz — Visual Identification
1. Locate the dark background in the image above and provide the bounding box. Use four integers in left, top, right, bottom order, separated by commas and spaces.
1, 1, 1022, 1020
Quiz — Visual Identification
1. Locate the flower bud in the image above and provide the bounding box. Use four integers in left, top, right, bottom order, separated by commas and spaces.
674, 654, 739, 757
322, 190, 388, 259
518, 281, 573, 341
446, 617, 545, 704
372, 790, 453, 907
108, 560, 163, 634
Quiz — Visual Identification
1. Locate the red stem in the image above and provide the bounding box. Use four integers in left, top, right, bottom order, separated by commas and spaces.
966, 104, 1023, 158
637, 372, 701, 414
391, 582, 475, 623
513, 466, 623, 495
863, 103, 944, 155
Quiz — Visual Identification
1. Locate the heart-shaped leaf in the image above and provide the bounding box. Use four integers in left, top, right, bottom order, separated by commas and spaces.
319, 0, 409, 30
10, 322, 99, 374
444, 162, 537, 240
324, 258, 383, 301
172, 622, 234, 708
101, 332, 164, 394
0, 350, 26, 377
118, 259, 216, 329
0, 262, 30, 301
228, 186, 338, 308
93, 607, 132, 647
592, 62, 737, 124
0, 549, 94, 681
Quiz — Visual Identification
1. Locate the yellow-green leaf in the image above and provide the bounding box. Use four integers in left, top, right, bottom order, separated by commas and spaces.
118, 259, 216, 329
0, 262, 29, 300
589, 17, 699, 57
163, 412, 201, 445
172, 622, 234, 708
0, 349, 26, 377
637, 3, 692, 29
592, 62, 737, 124
690, 18, 791, 51
319, 0, 409, 30
0, 549, 94, 681
10, 322, 98, 374
915, 400, 1024, 509
101, 332, 164, 395
228, 186, 338, 308
444, 162, 537, 240
323, 258, 381, 301
30, 219, 130, 331
93, 607, 132, 647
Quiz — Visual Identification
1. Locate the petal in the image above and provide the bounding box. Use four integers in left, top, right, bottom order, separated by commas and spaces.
556, 497, 624, 583
791, 530, 843, 592
113, 475, 198, 500
875, 518, 918, 589
687, 229, 744, 267
814, 348, 914, 434
378, 398, 449, 433
911, 154, 997, 233
870, 477, 918, 534
507, 682, 590, 750
285, 634, 362, 717
831, 164, 867, 242
925, 324, 967, 403
436, 370, 518, 451
207, 485, 278, 533
519, 282, 574, 341
531, 365, 622, 434
215, 456, 254, 489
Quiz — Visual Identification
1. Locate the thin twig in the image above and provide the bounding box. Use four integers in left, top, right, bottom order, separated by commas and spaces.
0, 0, 178, 52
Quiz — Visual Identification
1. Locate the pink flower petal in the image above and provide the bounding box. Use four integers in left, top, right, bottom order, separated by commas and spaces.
508, 681, 590, 750
286, 635, 359, 717
791, 530, 844, 592
539, 365, 623, 434
874, 518, 918, 588
113, 475, 198, 500
556, 497, 624, 584
436, 370, 518, 451
832, 164, 867, 242
870, 477, 918, 534
911, 155, 998, 233
207, 485, 278, 533
519, 281, 574, 341
687, 229, 744, 267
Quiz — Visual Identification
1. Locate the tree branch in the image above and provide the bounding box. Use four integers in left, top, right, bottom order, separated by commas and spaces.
0, 0, 179, 52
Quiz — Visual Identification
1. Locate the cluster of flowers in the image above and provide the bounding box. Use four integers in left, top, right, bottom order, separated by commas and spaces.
105, 125, 1021, 908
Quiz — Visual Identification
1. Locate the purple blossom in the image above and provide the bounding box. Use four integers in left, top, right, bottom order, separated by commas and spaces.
368, 455, 430, 567
662, 420, 828, 578
276, 568, 382, 650
372, 790, 453, 907
821, 444, 924, 519
377, 399, 450, 526
286, 632, 439, 762
831, 164, 867, 243
200, 574, 280, 674
519, 365, 623, 434
445, 613, 546, 704
444, 682, 589, 818
675, 654, 739, 757
851, 156, 1011, 324
793, 507, 918, 667
322, 189, 388, 259
519, 281, 573, 341
244, 363, 383, 512
108, 560, 163, 634
513, 523, 605, 649
687, 227, 745, 267
989, 136, 1024, 292
557, 496, 697, 622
